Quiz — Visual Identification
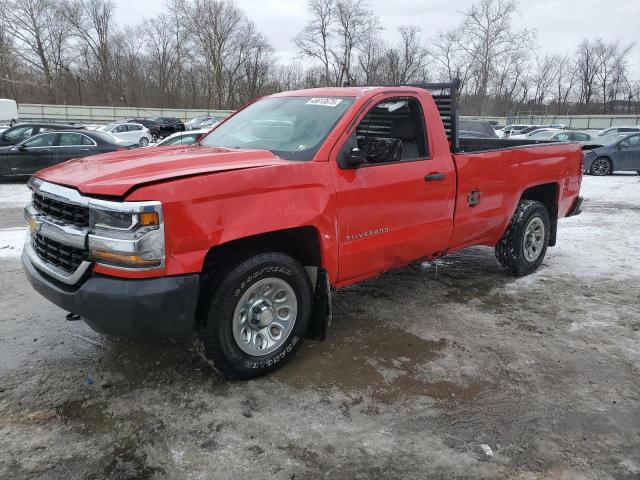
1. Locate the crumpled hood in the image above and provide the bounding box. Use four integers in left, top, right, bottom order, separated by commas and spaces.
35, 145, 290, 197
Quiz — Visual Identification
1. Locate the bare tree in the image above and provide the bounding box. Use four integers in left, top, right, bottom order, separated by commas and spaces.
294, 0, 334, 86
456, 0, 535, 114
0, 0, 71, 102
63, 0, 117, 103
383, 25, 429, 84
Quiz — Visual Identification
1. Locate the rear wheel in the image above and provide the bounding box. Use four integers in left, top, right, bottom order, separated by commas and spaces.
590, 157, 612, 176
496, 200, 550, 277
195, 250, 312, 379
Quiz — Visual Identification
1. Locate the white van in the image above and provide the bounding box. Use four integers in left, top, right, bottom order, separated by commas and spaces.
0, 99, 18, 127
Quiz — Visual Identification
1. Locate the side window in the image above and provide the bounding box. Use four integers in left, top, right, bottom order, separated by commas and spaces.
354, 97, 427, 164
59, 133, 84, 146
627, 135, 640, 146
81, 135, 95, 146
23, 133, 55, 148
128, 124, 142, 131
573, 133, 589, 141
555, 133, 569, 141
114, 125, 127, 133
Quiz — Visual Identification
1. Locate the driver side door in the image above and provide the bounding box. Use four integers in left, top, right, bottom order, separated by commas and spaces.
617, 134, 640, 171
330, 93, 456, 284
9, 133, 56, 175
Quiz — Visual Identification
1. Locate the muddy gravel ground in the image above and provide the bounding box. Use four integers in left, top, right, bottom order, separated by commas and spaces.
0, 175, 639, 479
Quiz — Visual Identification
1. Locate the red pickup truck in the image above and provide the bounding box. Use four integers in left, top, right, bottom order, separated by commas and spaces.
23, 81, 583, 378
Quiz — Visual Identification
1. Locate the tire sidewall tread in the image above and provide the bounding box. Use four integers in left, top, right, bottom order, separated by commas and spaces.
196, 250, 311, 379
496, 200, 551, 277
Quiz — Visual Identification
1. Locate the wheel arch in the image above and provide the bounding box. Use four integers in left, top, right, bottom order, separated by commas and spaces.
196, 226, 330, 340
201, 226, 323, 271
519, 183, 559, 246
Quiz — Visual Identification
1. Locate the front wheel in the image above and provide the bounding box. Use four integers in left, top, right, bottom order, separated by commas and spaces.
139, 137, 149, 147
195, 250, 312, 379
496, 200, 550, 277
590, 157, 612, 176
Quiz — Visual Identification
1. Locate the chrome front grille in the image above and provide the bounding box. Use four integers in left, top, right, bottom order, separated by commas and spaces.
32, 192, 89, 228
32, 232, 87, 274
25, 178, 92, 285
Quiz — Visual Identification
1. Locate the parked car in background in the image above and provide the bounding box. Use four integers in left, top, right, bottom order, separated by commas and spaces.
185, 115, 223, 130
582, 132, 640, 175
459, 119, 498, 138
0, 99, 18, 127
509, 127, 557, 140
499, 125, 531, 137
149, 117, 185, 137
198, 116, 223, 128
596, 126, 640, 137
524, 130, 593, 142
97, 122, 152, 146
153, 129, 209, 147
185, 115, 209, 130
0, 130, 135, 177
550, 131, 592, 142
125, 118, 161, 140
549, 124, 567, 129
0, 122, 84, 146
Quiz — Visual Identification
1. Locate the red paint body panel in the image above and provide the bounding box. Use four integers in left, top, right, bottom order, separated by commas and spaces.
33, 87, 583, 285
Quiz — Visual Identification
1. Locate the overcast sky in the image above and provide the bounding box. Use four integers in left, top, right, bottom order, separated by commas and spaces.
113, 0, 640, 77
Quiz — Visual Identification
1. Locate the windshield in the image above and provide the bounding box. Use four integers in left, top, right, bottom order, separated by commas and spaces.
97, 123, 117, 132
158, 133, 200, 146
529, 130, 557, 139
586, 133, 627, 146
200, 96, 355, 160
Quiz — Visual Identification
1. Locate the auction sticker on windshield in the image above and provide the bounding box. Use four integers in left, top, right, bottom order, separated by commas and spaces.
306, 98, 344, 107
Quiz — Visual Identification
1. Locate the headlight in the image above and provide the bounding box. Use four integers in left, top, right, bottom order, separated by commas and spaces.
88, 200, 164, 270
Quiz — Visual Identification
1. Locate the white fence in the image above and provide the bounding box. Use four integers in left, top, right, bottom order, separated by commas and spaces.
16, 103, 640, 130
465, 114, 640, 129
17, 103, 234, 124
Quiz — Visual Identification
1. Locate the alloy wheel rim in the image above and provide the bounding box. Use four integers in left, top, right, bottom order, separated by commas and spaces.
593, 158, 610, 175
232, 277, 297, 356
523, 217, 545, 262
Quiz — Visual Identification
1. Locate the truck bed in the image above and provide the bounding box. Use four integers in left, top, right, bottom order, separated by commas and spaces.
458, 137, 559, 154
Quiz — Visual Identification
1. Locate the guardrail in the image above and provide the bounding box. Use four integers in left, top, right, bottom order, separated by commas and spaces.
463, 114, 640, 129
17, 103, 234, 124
15, 103, 640, 130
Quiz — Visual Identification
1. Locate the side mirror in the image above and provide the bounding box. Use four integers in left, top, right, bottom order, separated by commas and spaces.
339, 147, 364, 169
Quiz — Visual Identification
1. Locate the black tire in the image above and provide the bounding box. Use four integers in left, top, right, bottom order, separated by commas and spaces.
139, 137, 149, 147
495, 200, 550, 277
590, 157, 612, 176
195, 250, 312, 379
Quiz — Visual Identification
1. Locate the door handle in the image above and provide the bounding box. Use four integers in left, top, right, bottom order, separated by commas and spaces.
424, 173, 447, 181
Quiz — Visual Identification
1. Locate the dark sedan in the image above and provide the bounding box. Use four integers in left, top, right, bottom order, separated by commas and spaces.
0, 122, 84, 146
148, 116, 186, 137
0, 130, 135, 177
583, 133, 640, 175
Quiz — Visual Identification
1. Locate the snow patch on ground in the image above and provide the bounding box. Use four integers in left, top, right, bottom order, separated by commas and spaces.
0, 182, 31, 209
0, 228, 26, 257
